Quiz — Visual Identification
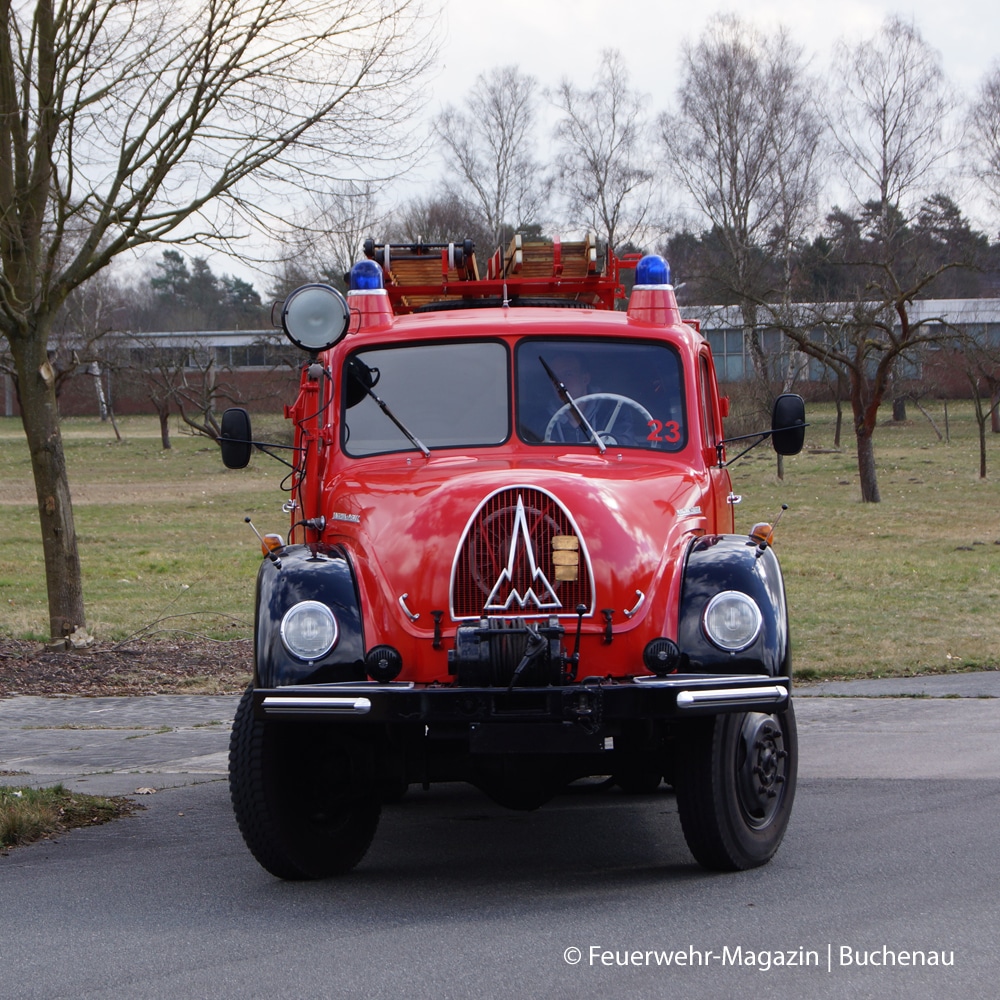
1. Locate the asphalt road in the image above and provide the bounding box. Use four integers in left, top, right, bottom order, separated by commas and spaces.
2, 676, 999, 1000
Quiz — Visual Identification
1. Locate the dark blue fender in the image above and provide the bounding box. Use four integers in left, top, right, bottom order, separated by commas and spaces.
254, 544, 367, 687
677, 535, 790, 677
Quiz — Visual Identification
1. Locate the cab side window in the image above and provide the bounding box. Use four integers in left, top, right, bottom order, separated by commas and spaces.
699, 353, 721, 454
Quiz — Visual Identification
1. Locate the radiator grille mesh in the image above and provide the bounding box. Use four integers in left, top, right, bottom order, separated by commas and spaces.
452, 487, 591, 619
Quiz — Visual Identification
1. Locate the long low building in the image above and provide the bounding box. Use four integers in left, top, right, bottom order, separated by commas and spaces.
683, 299, 1000, 392
2, 329, 299, 419
4, 299, 999, 419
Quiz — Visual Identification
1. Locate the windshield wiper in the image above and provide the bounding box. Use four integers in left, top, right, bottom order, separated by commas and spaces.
538, 355, 606, 455
350, 362, 430, 458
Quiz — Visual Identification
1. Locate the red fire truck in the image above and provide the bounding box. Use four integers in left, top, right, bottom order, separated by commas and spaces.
220, 236, 806, 879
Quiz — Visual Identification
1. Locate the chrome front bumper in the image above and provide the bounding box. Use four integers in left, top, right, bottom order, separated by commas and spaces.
254, 673, 790, 723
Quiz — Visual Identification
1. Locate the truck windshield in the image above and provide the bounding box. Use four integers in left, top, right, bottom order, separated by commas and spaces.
515, 338, 686, 451
342, 341, 510, 456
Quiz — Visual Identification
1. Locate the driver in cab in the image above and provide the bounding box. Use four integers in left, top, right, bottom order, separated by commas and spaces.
550, 353, 591, 401
538, 351, 648, 448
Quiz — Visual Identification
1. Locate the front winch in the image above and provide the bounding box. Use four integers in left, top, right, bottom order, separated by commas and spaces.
448, 617, 567, 687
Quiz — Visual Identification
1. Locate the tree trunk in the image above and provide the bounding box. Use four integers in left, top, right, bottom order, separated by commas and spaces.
892, 396, 907, 422
91, 364, 122, 442
107, 403, 122, 443
973, 396, 988, 479
8, 331, 88, 642
851, 377, 882, 503
90, 362, 108, 420
157, 406, 172, 450
856, 428, 881, 502
833, 371, 848, 449
912, 398, 943, 441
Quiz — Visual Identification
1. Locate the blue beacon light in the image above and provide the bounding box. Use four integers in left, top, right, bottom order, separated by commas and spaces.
635, 254, 671, 286
350, 259, 384, 290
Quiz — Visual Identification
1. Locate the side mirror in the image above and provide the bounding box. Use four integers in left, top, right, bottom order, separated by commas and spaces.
345, 356, 378, 408
219, 407, 253, 469
771, 394, 806, 456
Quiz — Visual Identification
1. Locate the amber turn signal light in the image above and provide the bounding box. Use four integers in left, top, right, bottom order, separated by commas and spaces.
261, 533, 285, 556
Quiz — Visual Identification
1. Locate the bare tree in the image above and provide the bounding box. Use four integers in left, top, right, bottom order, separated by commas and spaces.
0, 0, 432, 644
105, 325, 294, 450
390, 189, 495, 256
434, 65, 546, 250
969, 65, 1000, 212
831, 17, 955, 214
1, 269, 129, 414
966, 63, 1000, 410
970, 371, 1000, 477
954, 327, 1000, 477
53, 271, 131, 437
162, 346, 235, 442
276, 179, 391, 290
659, 15, 821, 464
778, 16, 959, 502
969, 64, 1000, 308
552, 49, 657, 252
265, 259, 319, 306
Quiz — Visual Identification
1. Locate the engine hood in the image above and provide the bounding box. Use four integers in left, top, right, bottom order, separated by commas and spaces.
325, 456, 713, 635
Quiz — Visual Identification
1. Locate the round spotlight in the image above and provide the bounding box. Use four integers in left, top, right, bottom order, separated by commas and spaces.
366, 645, 402, 683
281, 284, 350, 353
643, 637, 680, 676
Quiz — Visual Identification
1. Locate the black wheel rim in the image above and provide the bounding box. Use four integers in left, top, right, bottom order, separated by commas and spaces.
735, 712, 790, 830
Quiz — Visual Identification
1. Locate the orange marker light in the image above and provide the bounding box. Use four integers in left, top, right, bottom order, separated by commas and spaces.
261, 533, 285, 556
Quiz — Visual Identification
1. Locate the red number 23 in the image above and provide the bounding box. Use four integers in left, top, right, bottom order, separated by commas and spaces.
647, 420, 680, 443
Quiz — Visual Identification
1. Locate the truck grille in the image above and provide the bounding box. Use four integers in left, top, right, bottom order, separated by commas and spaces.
451, 486, 592, 619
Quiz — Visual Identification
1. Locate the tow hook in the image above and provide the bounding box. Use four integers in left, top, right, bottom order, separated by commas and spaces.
601, 609, 614, 644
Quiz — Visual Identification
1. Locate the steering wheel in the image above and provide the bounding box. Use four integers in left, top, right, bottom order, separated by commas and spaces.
544, 393, 654, 446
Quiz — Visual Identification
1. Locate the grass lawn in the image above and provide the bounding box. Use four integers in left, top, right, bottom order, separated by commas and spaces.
0, 784, 137, 852
1, 406, 999, 680
0, 415, 282, 643
734, 403, 1000, 679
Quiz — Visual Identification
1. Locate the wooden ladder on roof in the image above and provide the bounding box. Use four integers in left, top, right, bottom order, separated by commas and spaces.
381, 241, 480, 310
498, 234, 601, 278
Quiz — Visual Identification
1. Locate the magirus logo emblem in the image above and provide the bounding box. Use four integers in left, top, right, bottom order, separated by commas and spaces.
484, 495, 562, 612
450, 485, 593, 620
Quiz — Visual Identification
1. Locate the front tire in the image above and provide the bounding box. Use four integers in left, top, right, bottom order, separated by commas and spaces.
675, 703, 797, 871
229, 686, 381, 879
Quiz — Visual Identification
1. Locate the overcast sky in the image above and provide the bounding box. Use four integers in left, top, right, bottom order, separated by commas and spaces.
429, 0, 997, 107
390, 0, 999, 216
220, 0, 1000, 288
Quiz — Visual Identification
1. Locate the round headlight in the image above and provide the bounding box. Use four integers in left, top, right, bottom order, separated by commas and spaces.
703, 591, 762, 652
281, 284, 350, 353
280, 601, 338, 661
